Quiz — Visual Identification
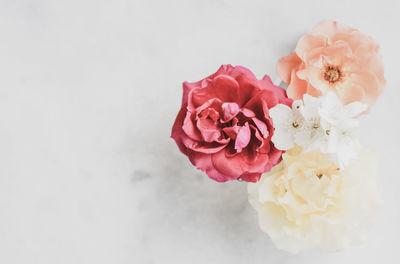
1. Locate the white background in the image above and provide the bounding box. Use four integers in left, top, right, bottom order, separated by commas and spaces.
0, 0, 399, 263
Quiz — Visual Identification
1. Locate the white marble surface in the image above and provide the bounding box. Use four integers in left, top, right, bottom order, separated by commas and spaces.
0, 0, 399, 263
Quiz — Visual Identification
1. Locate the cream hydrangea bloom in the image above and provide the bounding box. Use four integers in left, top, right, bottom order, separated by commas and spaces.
248, 146, 381, 253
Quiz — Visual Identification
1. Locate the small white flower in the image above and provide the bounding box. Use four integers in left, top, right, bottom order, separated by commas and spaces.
269, 100, 304, 150
317, 92, 367, 167
298, 94, 325, 147
269, 92, 367, 168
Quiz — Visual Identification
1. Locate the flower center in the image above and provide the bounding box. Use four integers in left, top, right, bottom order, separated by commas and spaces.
315, 166, 340, 180
324, 66, 342, 84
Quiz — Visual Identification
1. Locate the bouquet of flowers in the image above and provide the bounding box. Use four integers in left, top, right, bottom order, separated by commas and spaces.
171, 20, 385, 253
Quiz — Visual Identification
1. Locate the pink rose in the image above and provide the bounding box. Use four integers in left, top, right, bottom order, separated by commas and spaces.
171, 65, 292, 182
277, 20, 385, 111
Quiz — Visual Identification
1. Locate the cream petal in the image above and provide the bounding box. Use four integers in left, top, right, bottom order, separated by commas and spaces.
247, 144, 381, 253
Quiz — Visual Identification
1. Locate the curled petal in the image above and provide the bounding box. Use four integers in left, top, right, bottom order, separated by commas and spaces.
252, 117, 269, 139
196, 118, 221, 143
277, 52, 302, 84
182, 112, 202, 141
221, 102, 240, 122
235, 122, 251, 152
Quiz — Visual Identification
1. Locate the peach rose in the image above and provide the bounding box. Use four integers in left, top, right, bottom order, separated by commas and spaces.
277, 20, 385, 111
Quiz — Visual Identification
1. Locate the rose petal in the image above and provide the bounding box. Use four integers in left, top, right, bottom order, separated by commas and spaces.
188, 151, 237, 182
171, 107, 189, 154
182, 112, 202, 141
239, 173, 261, 183
312, 20, 356, 38
196, 118, 221, 142
277, 52, 302, 84
235, 122, 251, 152
241, 107, 256, 118
222, 126, 240, 139
287, 67, 309, 100
221, 102, 240, 122
189, 75, 239, 109
235, 73, 260, 106
296, 34, 327, 62
252, 117, 269, 139
181, 135, 228, 154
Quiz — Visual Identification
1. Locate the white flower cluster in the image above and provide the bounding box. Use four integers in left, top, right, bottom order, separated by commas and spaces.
269, 92, 367, 168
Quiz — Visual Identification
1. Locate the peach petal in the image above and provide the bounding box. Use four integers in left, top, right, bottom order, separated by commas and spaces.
312, 20, 356, 38
336, 81, 364, 105
277, 52, 301, 83
305, 65, 331, 94
347, 72, 382, 107
287, 69, 308, 100
295, 34, 326, 61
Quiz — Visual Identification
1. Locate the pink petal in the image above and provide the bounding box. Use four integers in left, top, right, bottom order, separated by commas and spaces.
250, 124, 264, 149
182, 112, 202, 141
252, 117, 269, 139
239, 173, 261, 183
235, 122, 251, 152
171, 107, 189, 154
235, 73, 260, 106
196, 118, 221, 143
222, 126, 240, 139
240, 108, 256, 118
188, 151, 238, 182
181, 136, 227, 154
221, 102, 240, 122
189, 75, 239, 109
